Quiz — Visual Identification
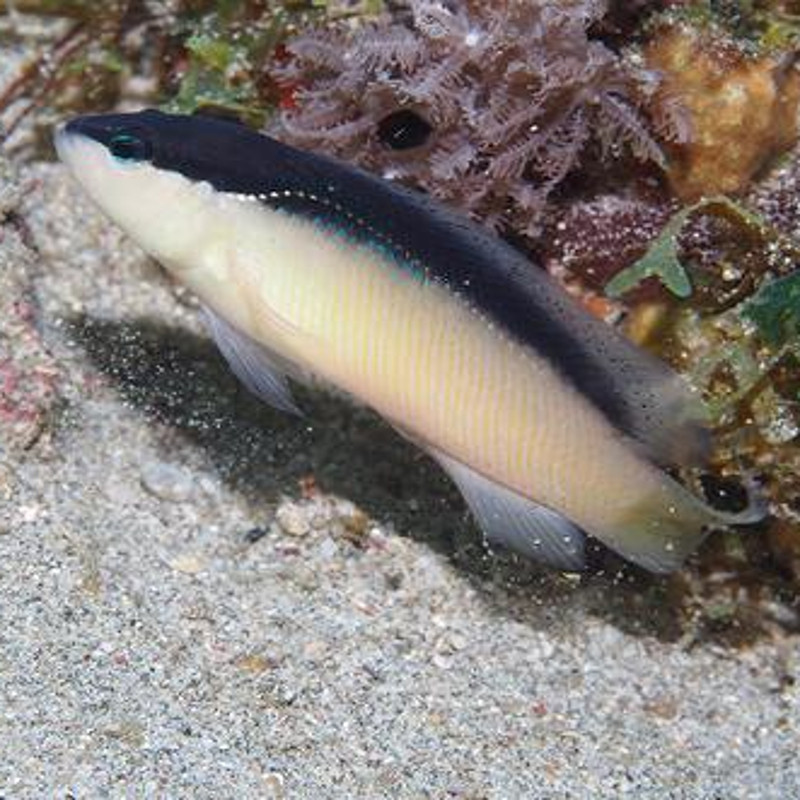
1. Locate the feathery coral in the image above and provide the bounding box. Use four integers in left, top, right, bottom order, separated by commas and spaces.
274, 0, 679, 238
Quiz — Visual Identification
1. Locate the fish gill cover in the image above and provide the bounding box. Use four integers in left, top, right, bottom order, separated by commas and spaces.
2, 0, 800, 638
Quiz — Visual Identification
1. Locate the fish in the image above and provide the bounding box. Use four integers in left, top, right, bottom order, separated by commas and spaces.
54, 109, 763, 573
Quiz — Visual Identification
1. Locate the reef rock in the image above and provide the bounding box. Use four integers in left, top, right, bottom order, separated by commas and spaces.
647, 25, 800, 199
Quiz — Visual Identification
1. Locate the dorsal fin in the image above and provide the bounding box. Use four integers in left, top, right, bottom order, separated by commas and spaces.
496, 260, 712, 467
571, 315, 711, 467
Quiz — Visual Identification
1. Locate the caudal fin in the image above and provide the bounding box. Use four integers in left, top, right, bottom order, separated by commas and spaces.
599, 475, 767, 574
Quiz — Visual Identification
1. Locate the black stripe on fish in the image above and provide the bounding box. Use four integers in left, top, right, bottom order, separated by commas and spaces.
65, 110, 706, 465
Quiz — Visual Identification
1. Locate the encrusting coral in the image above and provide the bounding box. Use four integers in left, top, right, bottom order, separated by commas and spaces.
645, 22, 800, 199
274, 0, 684, 238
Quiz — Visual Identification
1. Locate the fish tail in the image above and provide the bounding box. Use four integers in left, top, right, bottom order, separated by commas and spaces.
601, 475, 767, 574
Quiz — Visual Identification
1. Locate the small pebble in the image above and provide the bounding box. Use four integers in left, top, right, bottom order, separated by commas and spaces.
14, 504, 42, 524
760, 600, 800, 632
236, 653, 280, 673
432, 653, 454, 670
384, 570, 404, 590
244, 526, 268, 544
263, 772, 285, 800
140, 461, 194, 503
169, 553, 207, 575
317, 536, 339, 560
275, 502, 311, 537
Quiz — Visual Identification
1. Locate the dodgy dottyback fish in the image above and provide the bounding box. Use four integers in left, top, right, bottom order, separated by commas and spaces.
55, 109, 761, 573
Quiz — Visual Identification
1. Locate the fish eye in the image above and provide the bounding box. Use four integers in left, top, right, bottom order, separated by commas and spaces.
108, 132, 152, 164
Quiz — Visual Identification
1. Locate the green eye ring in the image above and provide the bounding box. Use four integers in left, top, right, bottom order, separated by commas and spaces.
108, 132, 152, 164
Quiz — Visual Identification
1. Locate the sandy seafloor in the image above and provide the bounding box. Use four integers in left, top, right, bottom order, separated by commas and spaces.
0, 67, 798, 800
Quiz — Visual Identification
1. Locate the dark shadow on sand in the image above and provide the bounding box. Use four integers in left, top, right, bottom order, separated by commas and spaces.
68, 314, 691, 643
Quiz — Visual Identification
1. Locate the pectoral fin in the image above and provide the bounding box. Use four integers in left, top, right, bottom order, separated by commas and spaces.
202, 306, 302, 415
429, 448, 586, 570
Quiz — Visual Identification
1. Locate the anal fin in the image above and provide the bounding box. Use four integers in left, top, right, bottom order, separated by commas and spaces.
202, 306, 301, 415
429, 448, 586, 571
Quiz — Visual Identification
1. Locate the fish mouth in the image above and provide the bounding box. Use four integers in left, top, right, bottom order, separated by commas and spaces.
53, 115, 114, 160
53, 115, 113, 166
53, 118, 118, 180
52, 122, 110, 206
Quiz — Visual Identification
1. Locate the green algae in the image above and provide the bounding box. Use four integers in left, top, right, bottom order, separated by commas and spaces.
743, 270, 800, 347
606, 197, 767, 300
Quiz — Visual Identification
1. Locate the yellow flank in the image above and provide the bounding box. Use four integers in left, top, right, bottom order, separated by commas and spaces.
181, 191, 690, 543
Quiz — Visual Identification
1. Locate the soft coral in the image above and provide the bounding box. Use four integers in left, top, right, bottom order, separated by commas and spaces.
273, 0, 682, 239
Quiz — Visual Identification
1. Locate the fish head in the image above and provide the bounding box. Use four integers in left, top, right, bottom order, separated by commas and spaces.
54, 109, 288, 270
